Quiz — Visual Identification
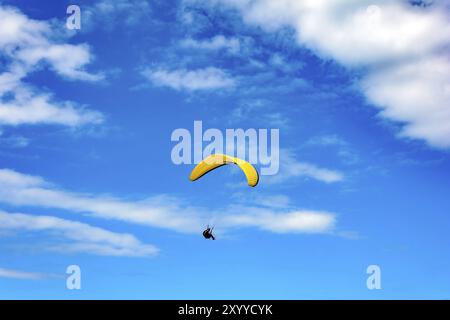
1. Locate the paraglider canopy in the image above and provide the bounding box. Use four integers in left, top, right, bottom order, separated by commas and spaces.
189, 154, 259, 187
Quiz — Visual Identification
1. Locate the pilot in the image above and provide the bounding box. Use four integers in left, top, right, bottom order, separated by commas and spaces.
202, 226, 215, 240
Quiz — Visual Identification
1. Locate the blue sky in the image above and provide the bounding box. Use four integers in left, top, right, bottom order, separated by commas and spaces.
0, 0, 450, 299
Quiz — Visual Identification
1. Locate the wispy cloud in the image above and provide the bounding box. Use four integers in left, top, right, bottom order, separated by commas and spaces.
220, 207, 335, 234
142, 67, 236, 91
180, 35, 240, 54
83, 0, 152, 30
306, 135, 348, 147
0, 168, 203, 233
232, 193, 292, 209
0, 130, 30, 148
0, 168, 337, 235
221, 195, 335, 233
228, 99, 290, 128
306, 135, 359, 165
266, 149, 344, 184
0, 210, 158, 257
0, 267, 48, 280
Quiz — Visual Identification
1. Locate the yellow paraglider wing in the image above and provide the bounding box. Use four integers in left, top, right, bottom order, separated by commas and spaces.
189, 154, 259, 187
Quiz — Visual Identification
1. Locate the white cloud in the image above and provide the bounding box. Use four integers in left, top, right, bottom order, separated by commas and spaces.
180, 35, 240, 54
284, 163, 343, 183
306, 134, 347, 147
0, 168, 336, 235
0, 169, 203, 233
210, 0, 449, 65
0, 210, 158, 257
232, 193, 292, 209
0, 5, 103, 127
362, 55, 450, 148
0, 130, 30, 148
17, 44, 103, 81
84, 0, 152, 29
0, 168, 45, 187
0, 267, 47, 280
223, 195, 335, 233
0, 6, 102, 81
142, 67, 236, 91
196, 0, 450, 148
221, 208, 335, 233
306, 135, 360, 165
0, 90, 103, 126
267, 149, 344, 184
228, 99, 290, 128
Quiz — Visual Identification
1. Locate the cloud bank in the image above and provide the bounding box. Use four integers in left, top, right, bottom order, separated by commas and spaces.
0, 6, 103, 127
190, 0, 450, 148
0, 168, 336, 237
0, 211, 158, 257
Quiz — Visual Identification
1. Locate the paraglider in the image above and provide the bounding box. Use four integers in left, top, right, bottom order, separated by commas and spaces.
202, 226, 215, 240
189, 153, 259, 187
190, 154, 259, 240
